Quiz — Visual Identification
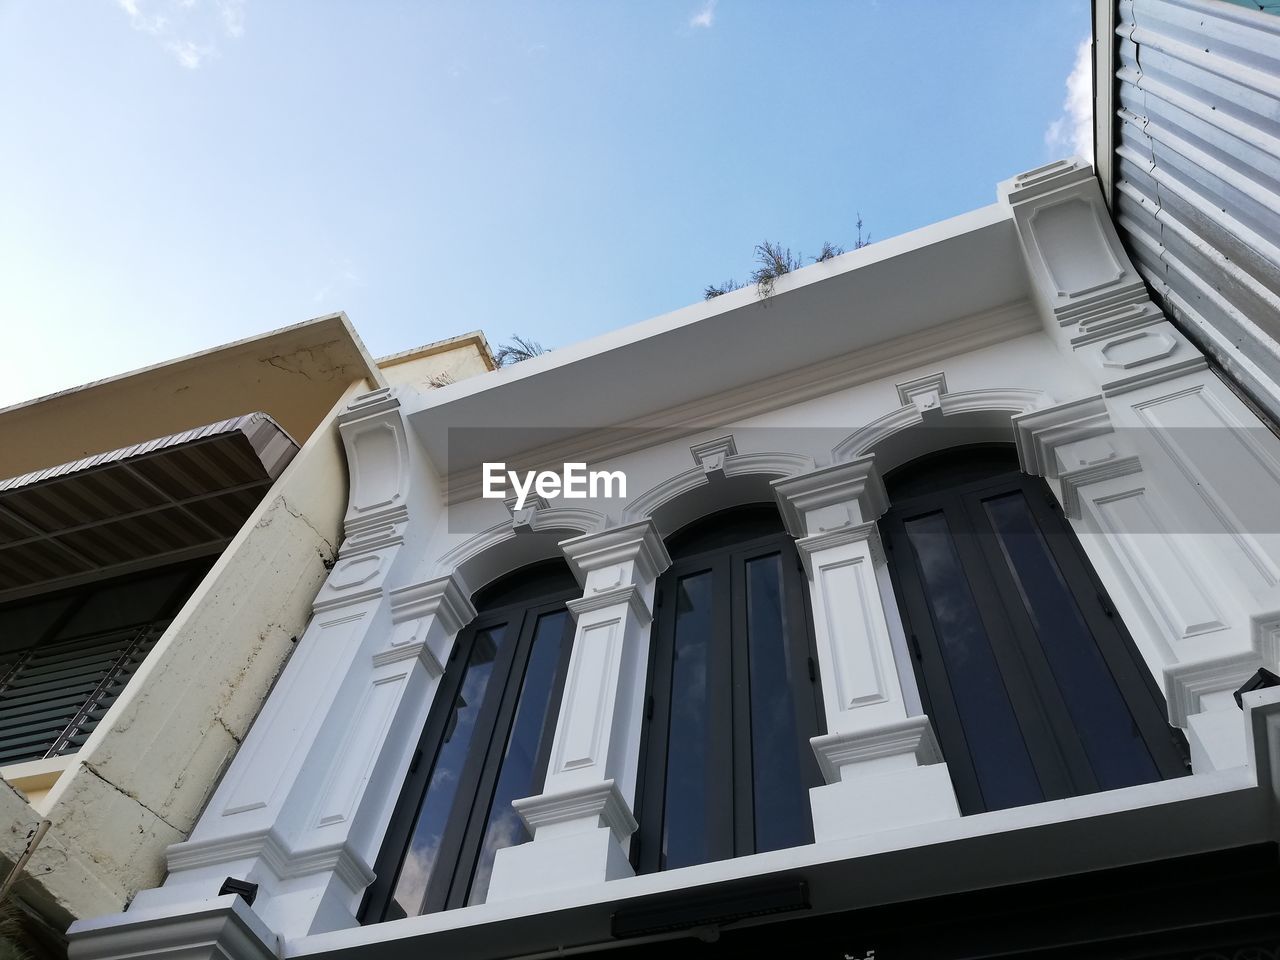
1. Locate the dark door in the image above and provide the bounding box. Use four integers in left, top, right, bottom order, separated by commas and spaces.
363, 561, 578, 920
879, 445, 1187, 815
636, 504, 824, 874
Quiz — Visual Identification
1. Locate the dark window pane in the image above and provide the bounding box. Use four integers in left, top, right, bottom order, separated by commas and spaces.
57, 568, 193, 638
662, 570, 716, 870
0, 596, 72, 657
905, 511, 1043, 810
744, 553, 811, 853
984, 492, 1159, 790
389, 624, 506, 918
467, 610, 570, 906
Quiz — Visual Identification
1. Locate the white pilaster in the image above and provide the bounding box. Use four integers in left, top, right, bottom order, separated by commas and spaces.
486, 520, 670, 902
773, 460, 960, 842
127, 389, 471, 940
1002, 161, 1280, 773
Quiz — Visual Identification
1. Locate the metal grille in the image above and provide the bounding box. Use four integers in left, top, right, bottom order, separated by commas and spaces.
0, 561, 210, 767
0, 621, 169, 764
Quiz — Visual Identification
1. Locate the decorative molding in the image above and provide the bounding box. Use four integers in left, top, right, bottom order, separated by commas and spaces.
1002, 158, 1094, 204
833, 387, 1051, 463
1255, 612, 1280, 672
1068, 299, 1165, 347
896, 371, 947, 407
794, 521, 884, 573
773, 457, 889, 537
1013, 394, 1112, 479
166, 826, 290, 875
278, 841, 375, 891
567, 583, 652, 625
375, 573, 477, 673
1027, 196, 1127, 299
621, 451, 813, 525
1099, 330, 1178, 370
809, 716, 943, 785
338, 519, 406, 558
1165, 652, 1263, 727
66, 896, 276, 960
689, 435, 738, 480
940, 386, 1051, 417
338, 386, 399, 424
560, 519, 671, 585
1058, 456, 1144, 518
338, 388, 412, 541
430, 509, 606, 580
512, 778, 638, 846
1100, 355, 1210, 397
621, 465, 707, 524
311, 584, 384, 614
388, 574, 475, 633
326, 555, 382, 590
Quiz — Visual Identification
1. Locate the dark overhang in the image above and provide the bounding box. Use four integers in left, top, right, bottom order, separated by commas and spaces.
0, 413, 298, 602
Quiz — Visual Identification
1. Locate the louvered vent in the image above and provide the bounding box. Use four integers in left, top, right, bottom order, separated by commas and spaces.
0, 561, 211, 766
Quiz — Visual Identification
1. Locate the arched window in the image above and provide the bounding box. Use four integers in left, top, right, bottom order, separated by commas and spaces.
878, 445, 1188, 815
635, 504, 824, 873
364, 561, 579, 920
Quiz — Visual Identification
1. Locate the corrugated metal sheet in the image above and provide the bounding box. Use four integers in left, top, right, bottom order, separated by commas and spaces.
1111, 0, 1280, 422
0, 412, 298, 597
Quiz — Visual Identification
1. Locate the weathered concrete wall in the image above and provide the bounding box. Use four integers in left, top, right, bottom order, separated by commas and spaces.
378, 333, 494, 391
0, 379, 367, 930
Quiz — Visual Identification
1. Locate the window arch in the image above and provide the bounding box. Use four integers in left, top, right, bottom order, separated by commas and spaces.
635, 503, 824, 873
364, 560, 579, 920
878, 444, 1188, 815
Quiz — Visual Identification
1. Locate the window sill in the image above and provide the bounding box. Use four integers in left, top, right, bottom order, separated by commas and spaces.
288, 765, 1264, 960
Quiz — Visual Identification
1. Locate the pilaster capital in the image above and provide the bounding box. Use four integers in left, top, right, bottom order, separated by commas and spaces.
378, 573, 477, 674
1013, 394, 1114, 479
559, 519, 671, 587
772, 456, 888, 537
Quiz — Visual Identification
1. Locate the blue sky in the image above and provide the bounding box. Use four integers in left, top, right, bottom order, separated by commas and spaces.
0, 1, 1091, 408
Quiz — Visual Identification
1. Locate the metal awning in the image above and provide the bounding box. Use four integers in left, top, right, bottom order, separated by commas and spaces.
0, 413, 298, 600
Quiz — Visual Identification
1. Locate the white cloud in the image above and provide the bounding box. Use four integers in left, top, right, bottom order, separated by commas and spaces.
218, 0, 246, 39
165, 37, 214, 69
114, 0, 247, 69
689, 0, 716, 29
1045, 36, 1094, 162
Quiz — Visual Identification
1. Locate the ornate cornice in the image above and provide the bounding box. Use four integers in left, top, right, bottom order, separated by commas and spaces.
388, 574, 475, 634
1013, 393, 1112, 479
559, 519, 671, 584
773, 456, 889, 537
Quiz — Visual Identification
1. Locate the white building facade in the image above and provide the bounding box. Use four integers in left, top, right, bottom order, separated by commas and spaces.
66, 161, 1280, 959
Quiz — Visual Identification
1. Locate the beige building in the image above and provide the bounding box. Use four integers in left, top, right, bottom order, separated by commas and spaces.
0, 315, 493, 956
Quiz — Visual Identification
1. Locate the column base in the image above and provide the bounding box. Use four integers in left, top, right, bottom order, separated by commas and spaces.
810, 763, 959, 842
808, 716, 960, 842
1187, 705, 1248, 773
487, 825, 633, 903
486, 779, 637, 903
